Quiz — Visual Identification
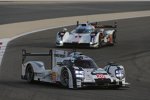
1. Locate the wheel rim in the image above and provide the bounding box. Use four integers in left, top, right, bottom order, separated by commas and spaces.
61, 69, 69, 87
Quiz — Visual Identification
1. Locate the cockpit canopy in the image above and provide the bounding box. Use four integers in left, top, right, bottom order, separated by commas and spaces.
63, 58, 98, 69
74, 59, 98, 68
74, 24, 95, 34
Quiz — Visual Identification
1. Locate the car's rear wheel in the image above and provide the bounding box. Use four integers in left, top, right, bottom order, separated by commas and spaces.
26, 65, 34, 83
113, 32, 116, 43
61, 68, 69, 88
108, 34, 115, 46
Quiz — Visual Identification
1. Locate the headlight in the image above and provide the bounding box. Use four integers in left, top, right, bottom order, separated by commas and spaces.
59, 41, 63, 44
75, 70, 84, 74
90, 42, 93, 45
75, 70, 84, 78
115, 69, 124, 79
76, 75, 84, 78
59, 32, 65, 36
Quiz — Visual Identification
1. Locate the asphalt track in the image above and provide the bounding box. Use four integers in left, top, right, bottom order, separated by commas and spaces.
0, 2, 150, 100
0, 17, 150, 100
1, 1, 150, 24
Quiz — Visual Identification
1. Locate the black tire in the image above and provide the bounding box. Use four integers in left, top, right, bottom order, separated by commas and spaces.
109, 42, 114, 46
109, 34, 115, 46
113, 32, 116, 43
26, 65, 34, 83
61, 68, 69, 88
98, 38, 102, 48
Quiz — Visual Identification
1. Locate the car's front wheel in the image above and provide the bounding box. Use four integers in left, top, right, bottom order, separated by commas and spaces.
112, 32, 116, 43
61, 68, 69, 88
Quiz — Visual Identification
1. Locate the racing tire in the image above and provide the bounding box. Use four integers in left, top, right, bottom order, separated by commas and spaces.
61, 68, 69, 88
26, 65, 34, 83
98, 38, 102, 48
113, 32, 116, 43
109, 34, 115, 46
109, 42, 114, 46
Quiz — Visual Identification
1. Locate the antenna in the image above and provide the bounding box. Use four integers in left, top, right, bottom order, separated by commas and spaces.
87, 21, 89, 24
114, 21, 117, 28
77, 21, 79, 26
22, 49, 26, 64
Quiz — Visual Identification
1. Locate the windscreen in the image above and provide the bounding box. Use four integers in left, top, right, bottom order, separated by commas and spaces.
74, 59, 98, 68
75, 28, 93, 33
75, 25, 94, 34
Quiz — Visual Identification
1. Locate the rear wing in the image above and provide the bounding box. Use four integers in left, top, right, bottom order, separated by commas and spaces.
76, 21, 117, 28
90, 22, 117, 28
22, 49, 70, 68
22, 49, 52, 64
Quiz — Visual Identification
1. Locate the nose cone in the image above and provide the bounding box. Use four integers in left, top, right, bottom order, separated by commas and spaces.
73, 33, 91, 43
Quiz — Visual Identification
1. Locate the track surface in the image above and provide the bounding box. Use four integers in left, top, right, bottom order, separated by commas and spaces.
1, 1, 150, 24
0, 17, 150, 100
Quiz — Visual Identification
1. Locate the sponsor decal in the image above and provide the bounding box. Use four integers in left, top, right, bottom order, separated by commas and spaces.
96, 74, 106, 79
51, 72, 57, 81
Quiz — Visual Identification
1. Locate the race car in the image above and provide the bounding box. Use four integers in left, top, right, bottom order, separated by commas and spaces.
56, 21, 117, 48
21, 49, 129, 89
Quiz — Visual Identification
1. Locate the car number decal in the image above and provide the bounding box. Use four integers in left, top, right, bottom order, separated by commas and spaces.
96, 74, 106, 79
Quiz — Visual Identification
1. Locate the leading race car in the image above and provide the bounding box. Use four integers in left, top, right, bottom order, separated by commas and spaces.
56, 21, 117, 48
21, 49, 129, 89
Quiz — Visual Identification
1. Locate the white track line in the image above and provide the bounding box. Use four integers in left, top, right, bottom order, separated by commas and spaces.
1, 10, 150, 40
0, 10, 150, 66
10, 10, 150, 41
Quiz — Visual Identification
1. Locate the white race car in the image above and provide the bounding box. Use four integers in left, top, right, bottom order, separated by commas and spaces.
56, 21, 117, 48
21, 49, 129, 89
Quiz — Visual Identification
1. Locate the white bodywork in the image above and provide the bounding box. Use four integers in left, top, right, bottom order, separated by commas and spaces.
56, 23, 116, 48
0, 38, 10, 66
21, 49, 129, 89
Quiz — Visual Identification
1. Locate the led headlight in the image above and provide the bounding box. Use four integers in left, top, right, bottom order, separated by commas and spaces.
75, 70, 84, 78
60, 33, 65, 36
59, 41, 63, 44
75, 70, 83, 74
115, 69, 124, 79
90, 42, 93, 45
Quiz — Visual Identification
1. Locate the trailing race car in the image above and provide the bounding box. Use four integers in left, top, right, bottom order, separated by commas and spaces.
56, 21, 117, 48
21, 49, 129, 89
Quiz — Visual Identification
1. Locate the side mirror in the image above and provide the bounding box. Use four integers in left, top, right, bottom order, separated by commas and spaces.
57, 62, 63, 66
63, 28, 67, 32
114, 22, 117, 28
77, 21, 79, 26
